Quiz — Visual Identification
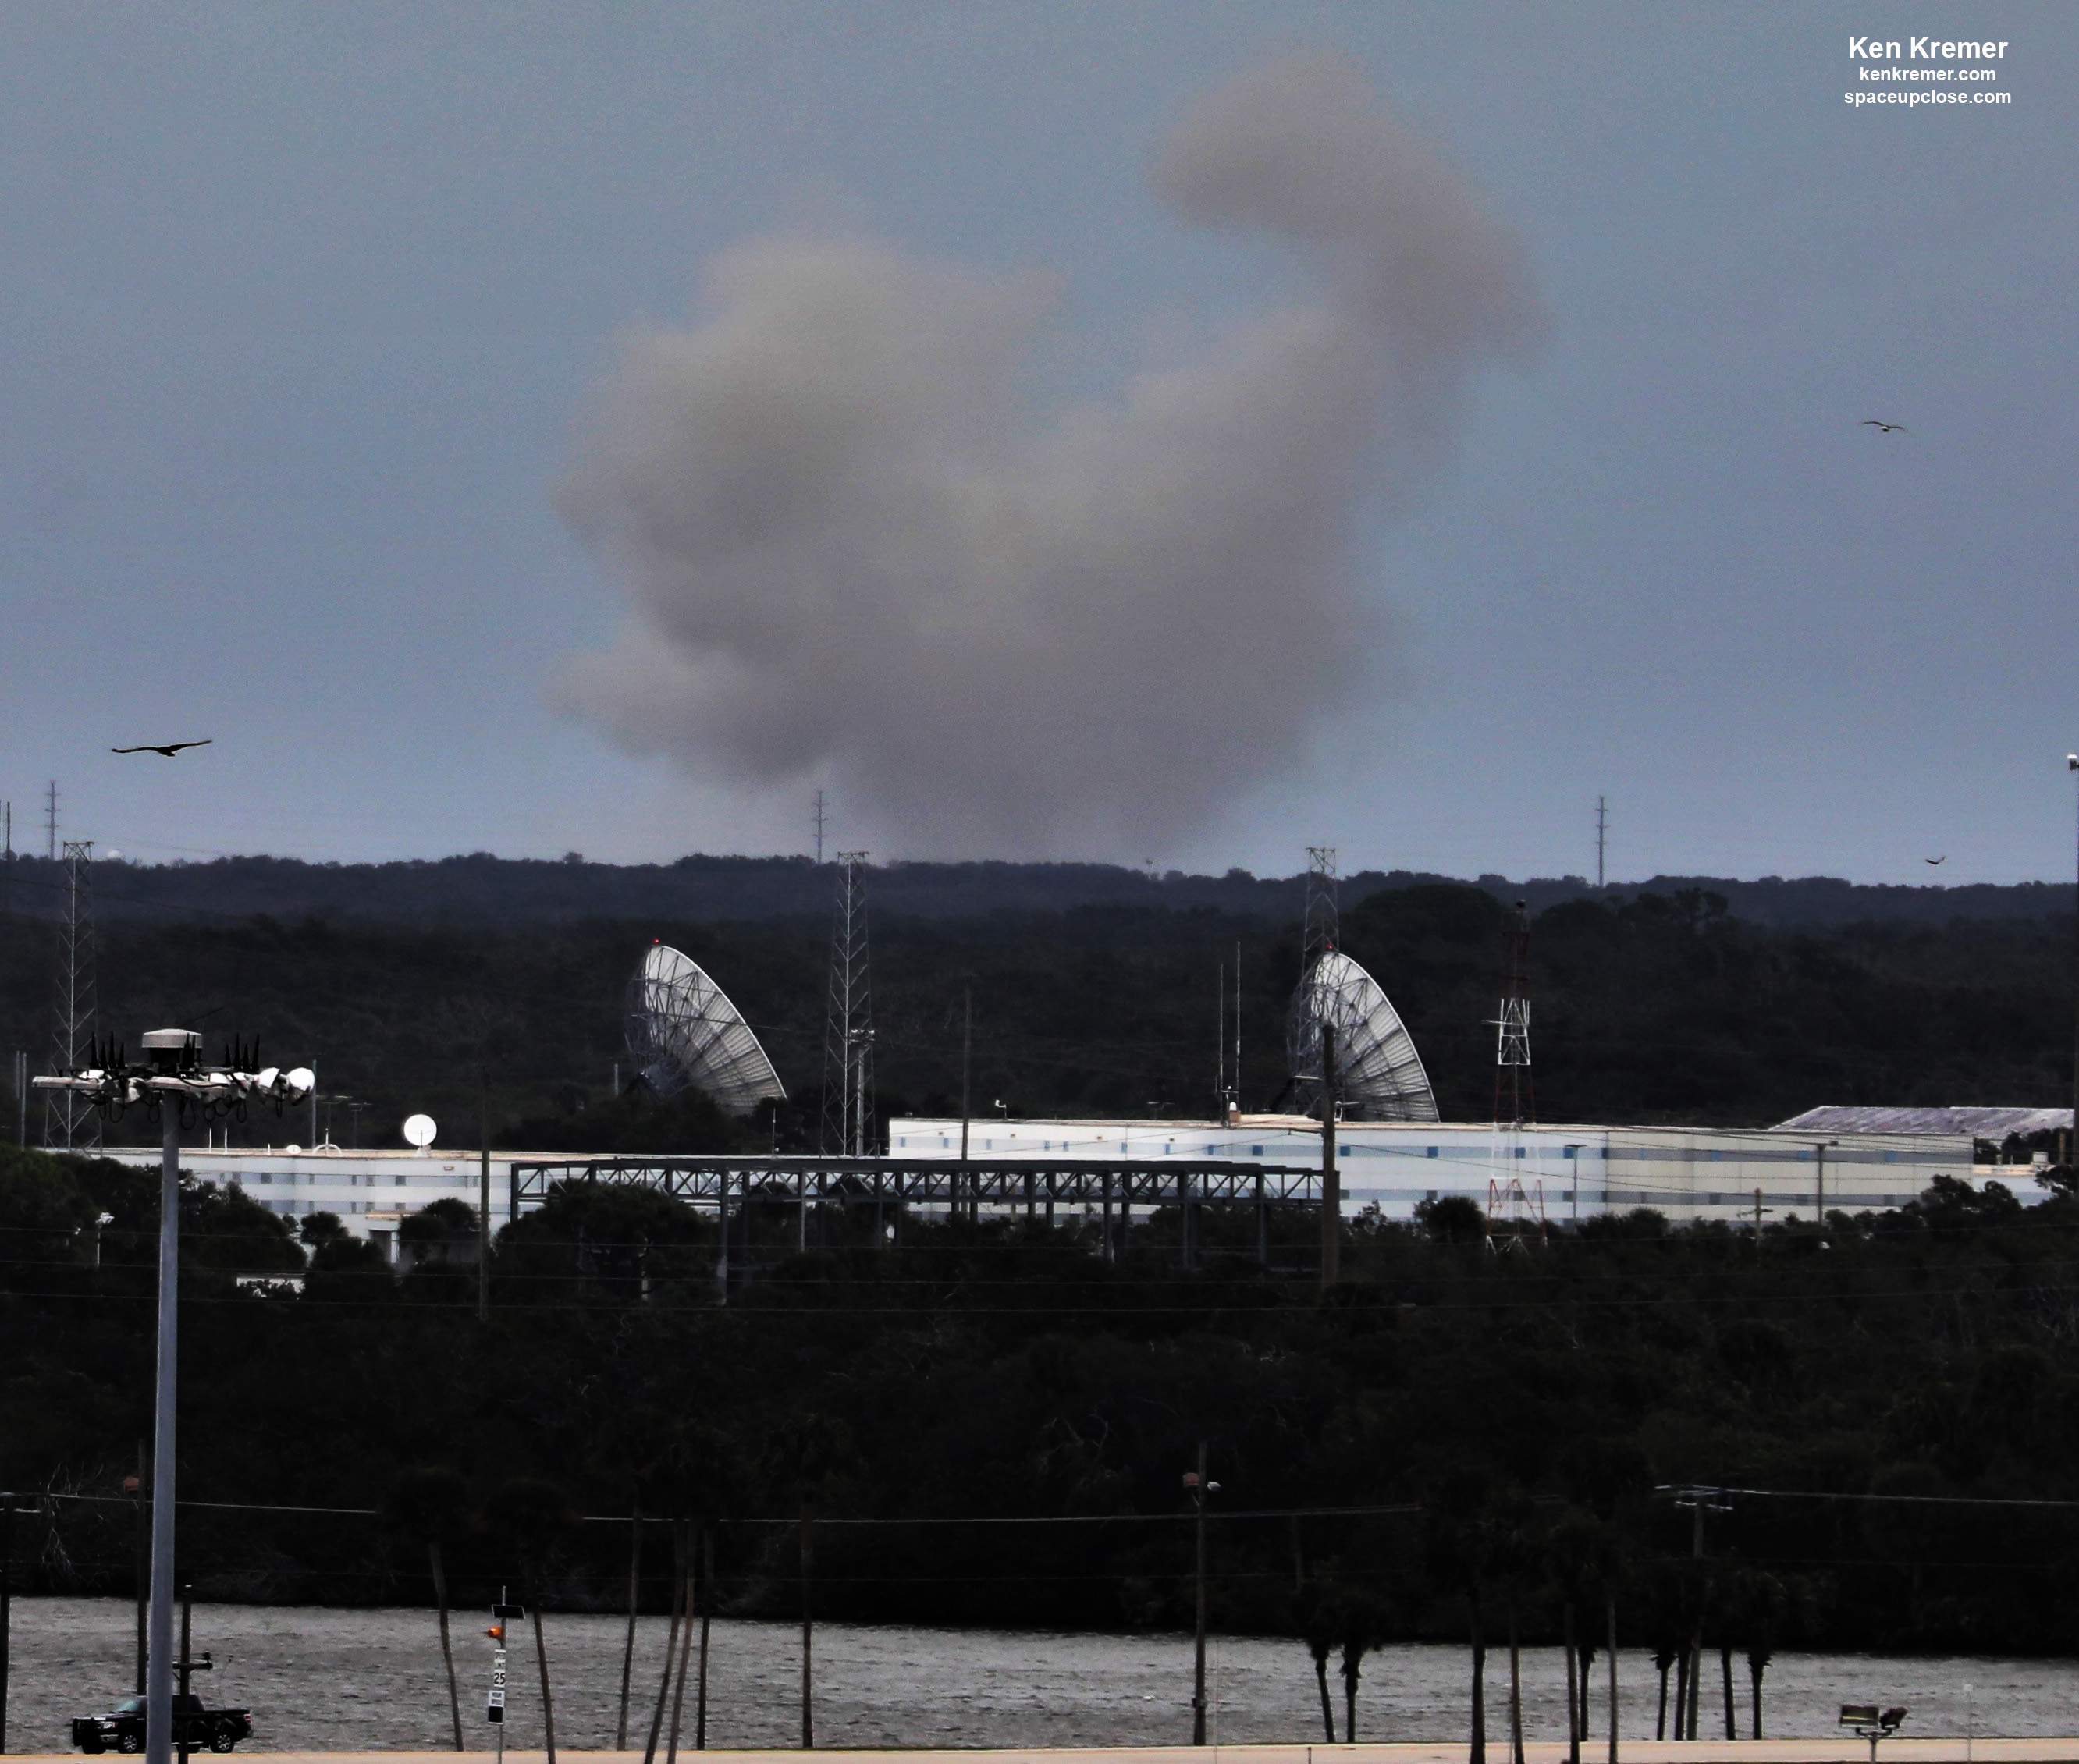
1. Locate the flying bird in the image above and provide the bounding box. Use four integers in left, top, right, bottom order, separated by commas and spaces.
1924, 856, 1946, 865
1860, 420, 1907, 434
111, 739, 212, 757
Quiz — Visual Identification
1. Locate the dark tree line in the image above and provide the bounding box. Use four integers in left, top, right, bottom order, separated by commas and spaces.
5, 848, 2064, 930
2, 882, 2074, 1152
8, 1136, 2079, 1680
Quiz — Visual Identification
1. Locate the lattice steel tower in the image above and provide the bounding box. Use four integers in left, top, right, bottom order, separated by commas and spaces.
1283, 848, 1342, 1117
1492, 898, 1533, 1127
1302, 847, 1338, 965
47, 840, 100, 1151
821, 853, 876, 1155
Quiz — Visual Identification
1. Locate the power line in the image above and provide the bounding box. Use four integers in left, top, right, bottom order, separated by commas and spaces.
0, 1489, 1423, 1527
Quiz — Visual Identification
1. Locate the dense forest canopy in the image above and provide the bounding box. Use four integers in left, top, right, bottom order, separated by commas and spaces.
2, 881, 2071, 1149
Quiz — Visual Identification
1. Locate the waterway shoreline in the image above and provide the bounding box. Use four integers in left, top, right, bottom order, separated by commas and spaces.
5, 1600, 2069, 1753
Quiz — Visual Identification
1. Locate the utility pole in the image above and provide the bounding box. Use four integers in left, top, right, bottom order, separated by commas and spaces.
1596, 797, 1607, 890
1670, 1488, 1730, 1742
1814, 1139, 1836, 1223
1185, 1444, 1217, 1746
131, 1446, 146, 1694
798, 1517, 814, 1748
2, 1494, 13, 1758
1319, 1022, 1339, 1289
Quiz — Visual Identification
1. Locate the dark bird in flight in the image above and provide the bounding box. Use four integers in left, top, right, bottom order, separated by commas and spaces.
111, 739, 213, 757
1924, 855, 1946, 865
1861, 420, 1907, 434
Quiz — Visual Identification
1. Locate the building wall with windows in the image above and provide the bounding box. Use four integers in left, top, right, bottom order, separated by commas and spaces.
94, 1117, 1981, 1253
97, 1146, 519, 1258
887, 1116, 1976, 1225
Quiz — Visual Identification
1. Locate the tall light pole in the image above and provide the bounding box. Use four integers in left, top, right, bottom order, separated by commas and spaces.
37, 1030, 309, 1764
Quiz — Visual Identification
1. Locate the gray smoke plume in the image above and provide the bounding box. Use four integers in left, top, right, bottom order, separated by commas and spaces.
556, 53, 1541, 857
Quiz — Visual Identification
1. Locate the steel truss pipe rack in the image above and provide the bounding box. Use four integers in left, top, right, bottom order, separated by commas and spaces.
511, 1155, 1319, 1273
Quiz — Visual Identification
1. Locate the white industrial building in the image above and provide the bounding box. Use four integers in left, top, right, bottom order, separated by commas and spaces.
96, 1144, 525, 1260
89, 1110, 1993, 1254
888, 1116, 1978, 1226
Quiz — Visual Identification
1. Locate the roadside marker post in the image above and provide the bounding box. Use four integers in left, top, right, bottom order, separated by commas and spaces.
489, 1595, 524, 1764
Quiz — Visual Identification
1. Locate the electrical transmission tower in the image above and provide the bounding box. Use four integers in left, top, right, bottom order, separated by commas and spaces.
821, 853, 876, 1156
1302, 847, 1338, 965
812, 790, 827, 865
47, 840, 100, 1151
1596, 796, 1608, 890
45, 780, 59, 861
1491, 897, 1533, 1127
1281, 848, 1342, 1118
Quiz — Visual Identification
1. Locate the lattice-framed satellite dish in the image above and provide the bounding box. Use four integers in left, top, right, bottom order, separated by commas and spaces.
1286, 949, 1439, 1122
403, 1113, 437, 1150
626, 944, 787, 1116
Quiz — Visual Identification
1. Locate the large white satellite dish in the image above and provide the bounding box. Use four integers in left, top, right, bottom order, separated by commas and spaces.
403, 1113, 437, 1150
626, 944, 787, 1115
1286, 949, 1439, 1122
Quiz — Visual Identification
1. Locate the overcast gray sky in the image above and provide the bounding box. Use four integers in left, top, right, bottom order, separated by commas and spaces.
2, 2, 2072, 885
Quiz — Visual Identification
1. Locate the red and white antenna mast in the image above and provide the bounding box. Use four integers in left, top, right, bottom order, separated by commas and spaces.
1492, 898, 1533, 1127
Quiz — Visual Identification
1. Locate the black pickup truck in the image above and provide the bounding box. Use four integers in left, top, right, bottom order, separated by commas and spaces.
73, 1694, 252, 1753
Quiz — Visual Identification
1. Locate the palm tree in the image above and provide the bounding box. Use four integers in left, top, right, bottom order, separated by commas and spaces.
1298, 1584, 1338, 1741
1651, 1645, 1677, 1741
1424, 1473, 1505, 1764
641, 1524, 688, 1764
1557, 1439, 1647, 1764
485, 1476, 578, 1764
1724, 1569, 1794, 1737
1545, 1509, 1602, 1764
646, 1420, 741, 1759
1338, 1588, 1382, 1744
382, 1466, 474, 1752
1488, 1492, 1539, 1764
760, 1413, 852, 1750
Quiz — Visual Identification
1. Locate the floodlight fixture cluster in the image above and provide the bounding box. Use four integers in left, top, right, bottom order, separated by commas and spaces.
33, 1028, 314, 1120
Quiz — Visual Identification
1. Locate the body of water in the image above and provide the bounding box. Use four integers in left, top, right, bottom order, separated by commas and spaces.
5, 1599, 2073, 1752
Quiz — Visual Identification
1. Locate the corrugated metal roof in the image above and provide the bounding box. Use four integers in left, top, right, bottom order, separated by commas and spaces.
1775, 1105, 2072, 1138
